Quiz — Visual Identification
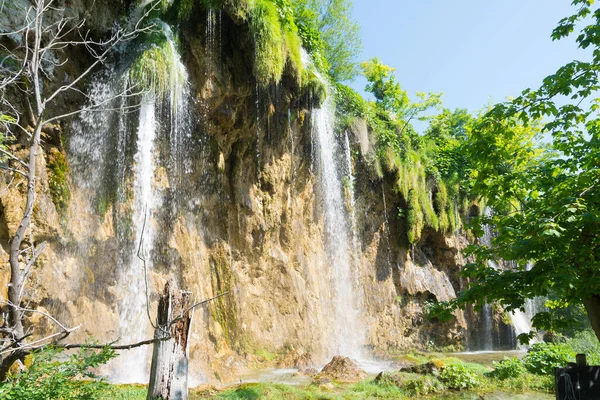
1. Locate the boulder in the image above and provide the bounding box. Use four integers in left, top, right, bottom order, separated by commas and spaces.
313, 356, 366, 383
400, 360, 445, 376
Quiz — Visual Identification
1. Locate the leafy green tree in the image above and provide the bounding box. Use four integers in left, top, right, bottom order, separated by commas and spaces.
360, 58, 442, 155
425, 108, 474, 194
431, 0, 600, 342
294, 0, 361, 81
361, 58, 442, 123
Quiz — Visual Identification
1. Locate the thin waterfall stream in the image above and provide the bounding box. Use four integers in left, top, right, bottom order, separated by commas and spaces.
342, 130, 361, 283
311, 90, 365, 360
116, 93, 158, 383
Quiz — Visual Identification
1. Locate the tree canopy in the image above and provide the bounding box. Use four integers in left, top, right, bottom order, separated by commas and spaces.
430, 0, 600, 342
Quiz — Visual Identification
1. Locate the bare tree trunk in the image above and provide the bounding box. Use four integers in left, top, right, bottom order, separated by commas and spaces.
584, 294, 600, 342
8, 120, 43, 341
147, 282, 192, 400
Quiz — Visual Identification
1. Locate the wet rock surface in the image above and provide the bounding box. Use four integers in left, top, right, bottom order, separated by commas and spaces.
399, 360, 445, 376
313, 356, 367, 383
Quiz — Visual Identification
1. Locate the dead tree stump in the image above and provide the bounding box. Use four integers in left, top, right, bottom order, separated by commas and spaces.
147, 282, 192, 400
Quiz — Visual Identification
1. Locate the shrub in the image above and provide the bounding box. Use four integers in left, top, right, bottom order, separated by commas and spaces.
401, 375, 443, 396
567, 330, 600, 365
523, 342, 574, 375
491, 357, 526, 380
439, 363, 481, 390
0, 346, 116, 400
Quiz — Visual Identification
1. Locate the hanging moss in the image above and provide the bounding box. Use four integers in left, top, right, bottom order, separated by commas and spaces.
47, 148, 71, 216
248, 0, 285, 86
129, 29, 184, 97
301, 67, 326, 105
406, 189, 423, 244
283, 23, 303, 82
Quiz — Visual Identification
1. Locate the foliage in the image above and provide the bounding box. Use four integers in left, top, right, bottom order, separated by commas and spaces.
129, 28, 184, 97
361, 58, 441, 123
566, 330, 600, 365
0, 346, 116, 400
333, 60, 475, 245
429, 1, 600, 338
292, 0, 360, 81
439, 363, 481, 390
522, 342, 574, 375
248, 0, 286, 86
491, 357, 526, 380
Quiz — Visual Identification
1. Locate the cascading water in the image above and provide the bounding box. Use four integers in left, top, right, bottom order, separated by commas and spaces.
342, 130, 360, 272
116, 93, 158, 383
509, 262, 540, 344
478, 208, 536, 350
311, 86, 365, 360
478, 210, 498, 350
381, 181, 393, 270
288, 108, 297, 188
70, 21, 192, 383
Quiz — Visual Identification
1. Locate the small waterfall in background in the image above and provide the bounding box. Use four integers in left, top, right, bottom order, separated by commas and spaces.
255, 83, 262, 178
288, 109, 297, 190
478, 208, 535, 350
311, 84, 365, 360
509, 262, 541, 345
479, 210, 498, 351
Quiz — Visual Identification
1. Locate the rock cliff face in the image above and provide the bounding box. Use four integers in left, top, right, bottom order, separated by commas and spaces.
0, 2, 511, 386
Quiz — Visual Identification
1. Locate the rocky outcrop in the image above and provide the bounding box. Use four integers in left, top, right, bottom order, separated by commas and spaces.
314, 356, 366, 383
0, 2, 513, 387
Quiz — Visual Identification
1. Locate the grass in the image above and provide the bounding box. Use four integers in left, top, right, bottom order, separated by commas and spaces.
106, 354, 555, 399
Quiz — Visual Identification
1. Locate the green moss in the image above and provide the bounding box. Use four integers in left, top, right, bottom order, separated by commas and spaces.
406, 189, 422, 244
283, 23, 303, 81
301, 66, 327, 105
129, 30, 184, 97
47, 148, 71, 215
209, 256, 238, 347
249, 0, 285, 87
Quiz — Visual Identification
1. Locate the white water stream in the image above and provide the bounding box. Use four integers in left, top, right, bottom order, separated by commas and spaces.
311, 86, 365, 360
479, 208, 536, 350
70, 21, 192, 383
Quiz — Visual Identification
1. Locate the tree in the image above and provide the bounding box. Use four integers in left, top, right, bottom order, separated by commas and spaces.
431, 0, 600, 342
0, 4, 231, 394
293, 0, 362, 81
0, 0, 156, 372
360, 57, 442, 155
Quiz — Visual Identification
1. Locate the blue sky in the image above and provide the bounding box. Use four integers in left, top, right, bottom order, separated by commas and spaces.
350, 1, 586, 116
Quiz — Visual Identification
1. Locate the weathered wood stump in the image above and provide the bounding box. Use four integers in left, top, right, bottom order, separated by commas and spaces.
147, 282, 192, 400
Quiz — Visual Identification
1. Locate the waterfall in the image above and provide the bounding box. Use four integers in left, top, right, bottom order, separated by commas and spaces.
478, 210, 498, 350
311, 88, 365, 360
288, 108, 297, 188
342, 131, 360, 273
255, 83, 262, 178
70, 21, 193, 383
509, 262, 540, 345
115, 94, 158, 383
381, 181, 393, 270
479, 208, 536, 350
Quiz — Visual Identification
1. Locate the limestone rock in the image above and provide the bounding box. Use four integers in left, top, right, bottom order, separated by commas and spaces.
314, 356, 366, 383
400, 360, 445, 376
